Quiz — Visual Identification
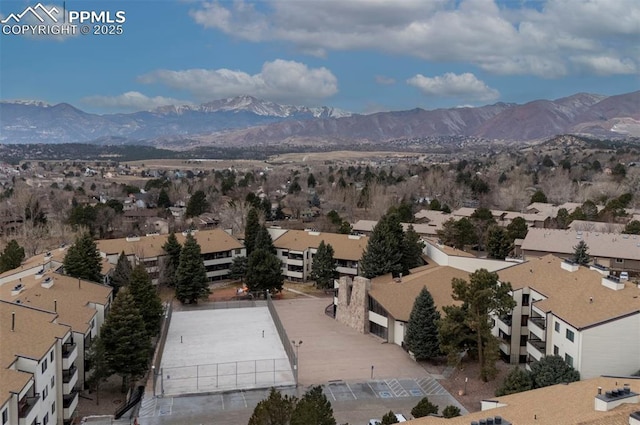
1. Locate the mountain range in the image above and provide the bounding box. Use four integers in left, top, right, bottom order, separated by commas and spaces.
0, 92, 638, 147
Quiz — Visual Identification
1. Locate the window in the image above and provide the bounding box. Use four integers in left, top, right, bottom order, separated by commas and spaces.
41, 358, 48, 373
520, 335, 527, 347
52, 402, 55, 414
43, 413, 49, 425
565, 353, 574, 367
555, 322, 560, 332
51, 376, 55, 388
42, 385, 48, 400
616, 258, 624, 264
50, 350, 54, 362
522, 294, 530, 306
553, 345, 559, 355
2, 409, 7, 424
521, 315, 529, 326
566, 329, 575, 342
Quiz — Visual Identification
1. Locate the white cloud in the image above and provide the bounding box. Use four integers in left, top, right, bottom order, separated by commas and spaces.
407, 72, 499, 101
189, 0, 639, 78
375, 75, 396, 85
570, 55, 637, 76
81, 91, 193, 111
138, 59, 338, 103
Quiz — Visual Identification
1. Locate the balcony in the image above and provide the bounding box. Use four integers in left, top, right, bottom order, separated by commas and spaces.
286, 258, 304, 267
499, 341, 511, 355
18, 395, 40, 425
63, 365, 78, 394
528, 317, 546, 341
496, 315, 512, 336
62, 342, 78, 369
63, 391, 79, 420
527, 337, 546, 361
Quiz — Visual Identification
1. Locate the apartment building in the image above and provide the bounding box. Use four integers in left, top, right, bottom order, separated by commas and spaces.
97, 228, 245, 283
493, 255, 640, 379
1, 300, 78, 425
406, 375, 640, 425
0, 271, 113, 392
521, 228, 640, 273
272, 229, 368, 282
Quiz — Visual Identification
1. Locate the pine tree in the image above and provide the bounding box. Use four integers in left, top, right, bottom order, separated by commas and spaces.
186, 190, 209, 217
401, 225, 425, 275
128, 264, 163, 337
63, 232, 103, 283
229, 256, 249, 282
624, 220, 640, 235
411, 397, 438, 418
487, 226, 512, 259
310, 241, 336, 289
245, 208, 261, 255
290, 386, 336, 425
442, 405, 461, 418
446, 269, 516, 382
157, 188, 171, 208
246, 249, 284, 294
572, 240, 590, 265
255, 225, 276, 254
85, 336, 110, 405
0, 239, 25, 273
110, 251, 131, 296
360, 212, 404, 278
100, 290, 151, 391
405, 287, 441, 360
162, 232, 181, 286
530, 189, 548, 203
380, 411, 399, 424
495, 367, 533, 396
175, 233, 210, 303
530, 355, 580, 388
248, 387, 296, 425
506, 217, 528, 241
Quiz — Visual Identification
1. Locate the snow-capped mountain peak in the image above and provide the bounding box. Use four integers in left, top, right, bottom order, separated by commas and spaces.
1, 99, 51, 107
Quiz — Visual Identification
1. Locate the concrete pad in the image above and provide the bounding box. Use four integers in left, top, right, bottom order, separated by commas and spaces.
158, 307, 295, 395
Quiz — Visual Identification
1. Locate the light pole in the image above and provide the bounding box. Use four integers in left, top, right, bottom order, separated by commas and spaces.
291, 340, 302, 386
152, 365, 156, 397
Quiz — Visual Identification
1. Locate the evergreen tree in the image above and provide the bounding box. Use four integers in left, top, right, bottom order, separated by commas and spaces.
530, 190, 548, 203
438, 304, 477, 365
401, 224, 425, 274
572, 240, 590, 265
486, 226, 512, 259
229, 256, 249, 282
162, 232, 182, 286
411, 397, 439, 418
555, 208, 571, 229
128, 264, 163, 337
175, 233, 210, 303
307, 173, 317, 188
360, 212, 404, 278
255, 225, 276, 254
442, 405, 461, 418
310, 241, 336, 289
186, 190, 209, 217
110, 251, 131, 296
506, 217, 528, 241
157, 188, 171, 208
380, 411, 399, 424
444, 269, 516, 382
246, 249, 284, 294
0, 239, 25, 273
63, 232, 103, 283
624, 220, 640, 235
530, 355, 580, 388
100, 290, 151, 391
495, 367, 533, 396
245, 208, 261, 255
405, 287, 441, 360
85, 336, 110, 405
290, 386, 336, 425
248, 387, 296, 425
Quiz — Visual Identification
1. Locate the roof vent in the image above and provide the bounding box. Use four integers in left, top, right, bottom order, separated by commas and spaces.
595, 384, 639, 411
601, 275, 624, 291
561, 259, 579, 272
126, 235, 141, 242
11, 283, 25, 296
41, 276, 54, 289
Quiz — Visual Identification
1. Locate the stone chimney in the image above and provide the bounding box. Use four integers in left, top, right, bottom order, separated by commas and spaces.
335, 276, 371, 334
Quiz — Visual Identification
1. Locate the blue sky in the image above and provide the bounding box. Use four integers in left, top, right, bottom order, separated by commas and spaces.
1, 0, 638, 114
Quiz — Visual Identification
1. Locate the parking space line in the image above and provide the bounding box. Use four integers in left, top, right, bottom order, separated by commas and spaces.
345, 382, 357, 400
241, 391, 248, 408
326, 383, 337, 401
221, 393, 224, 410
367, 382, 380, 398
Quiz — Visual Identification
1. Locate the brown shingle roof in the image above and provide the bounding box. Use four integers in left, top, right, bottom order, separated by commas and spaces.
0, 271, 111, 334
497, 255, 640, 329
273, 230, 369, 262
522, 228, 640, 261
97, 228, 243, 258
369, 266, 468, 321
406, 376, 640, 425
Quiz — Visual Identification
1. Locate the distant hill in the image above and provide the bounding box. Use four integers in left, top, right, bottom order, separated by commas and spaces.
0, 92, 638, 146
